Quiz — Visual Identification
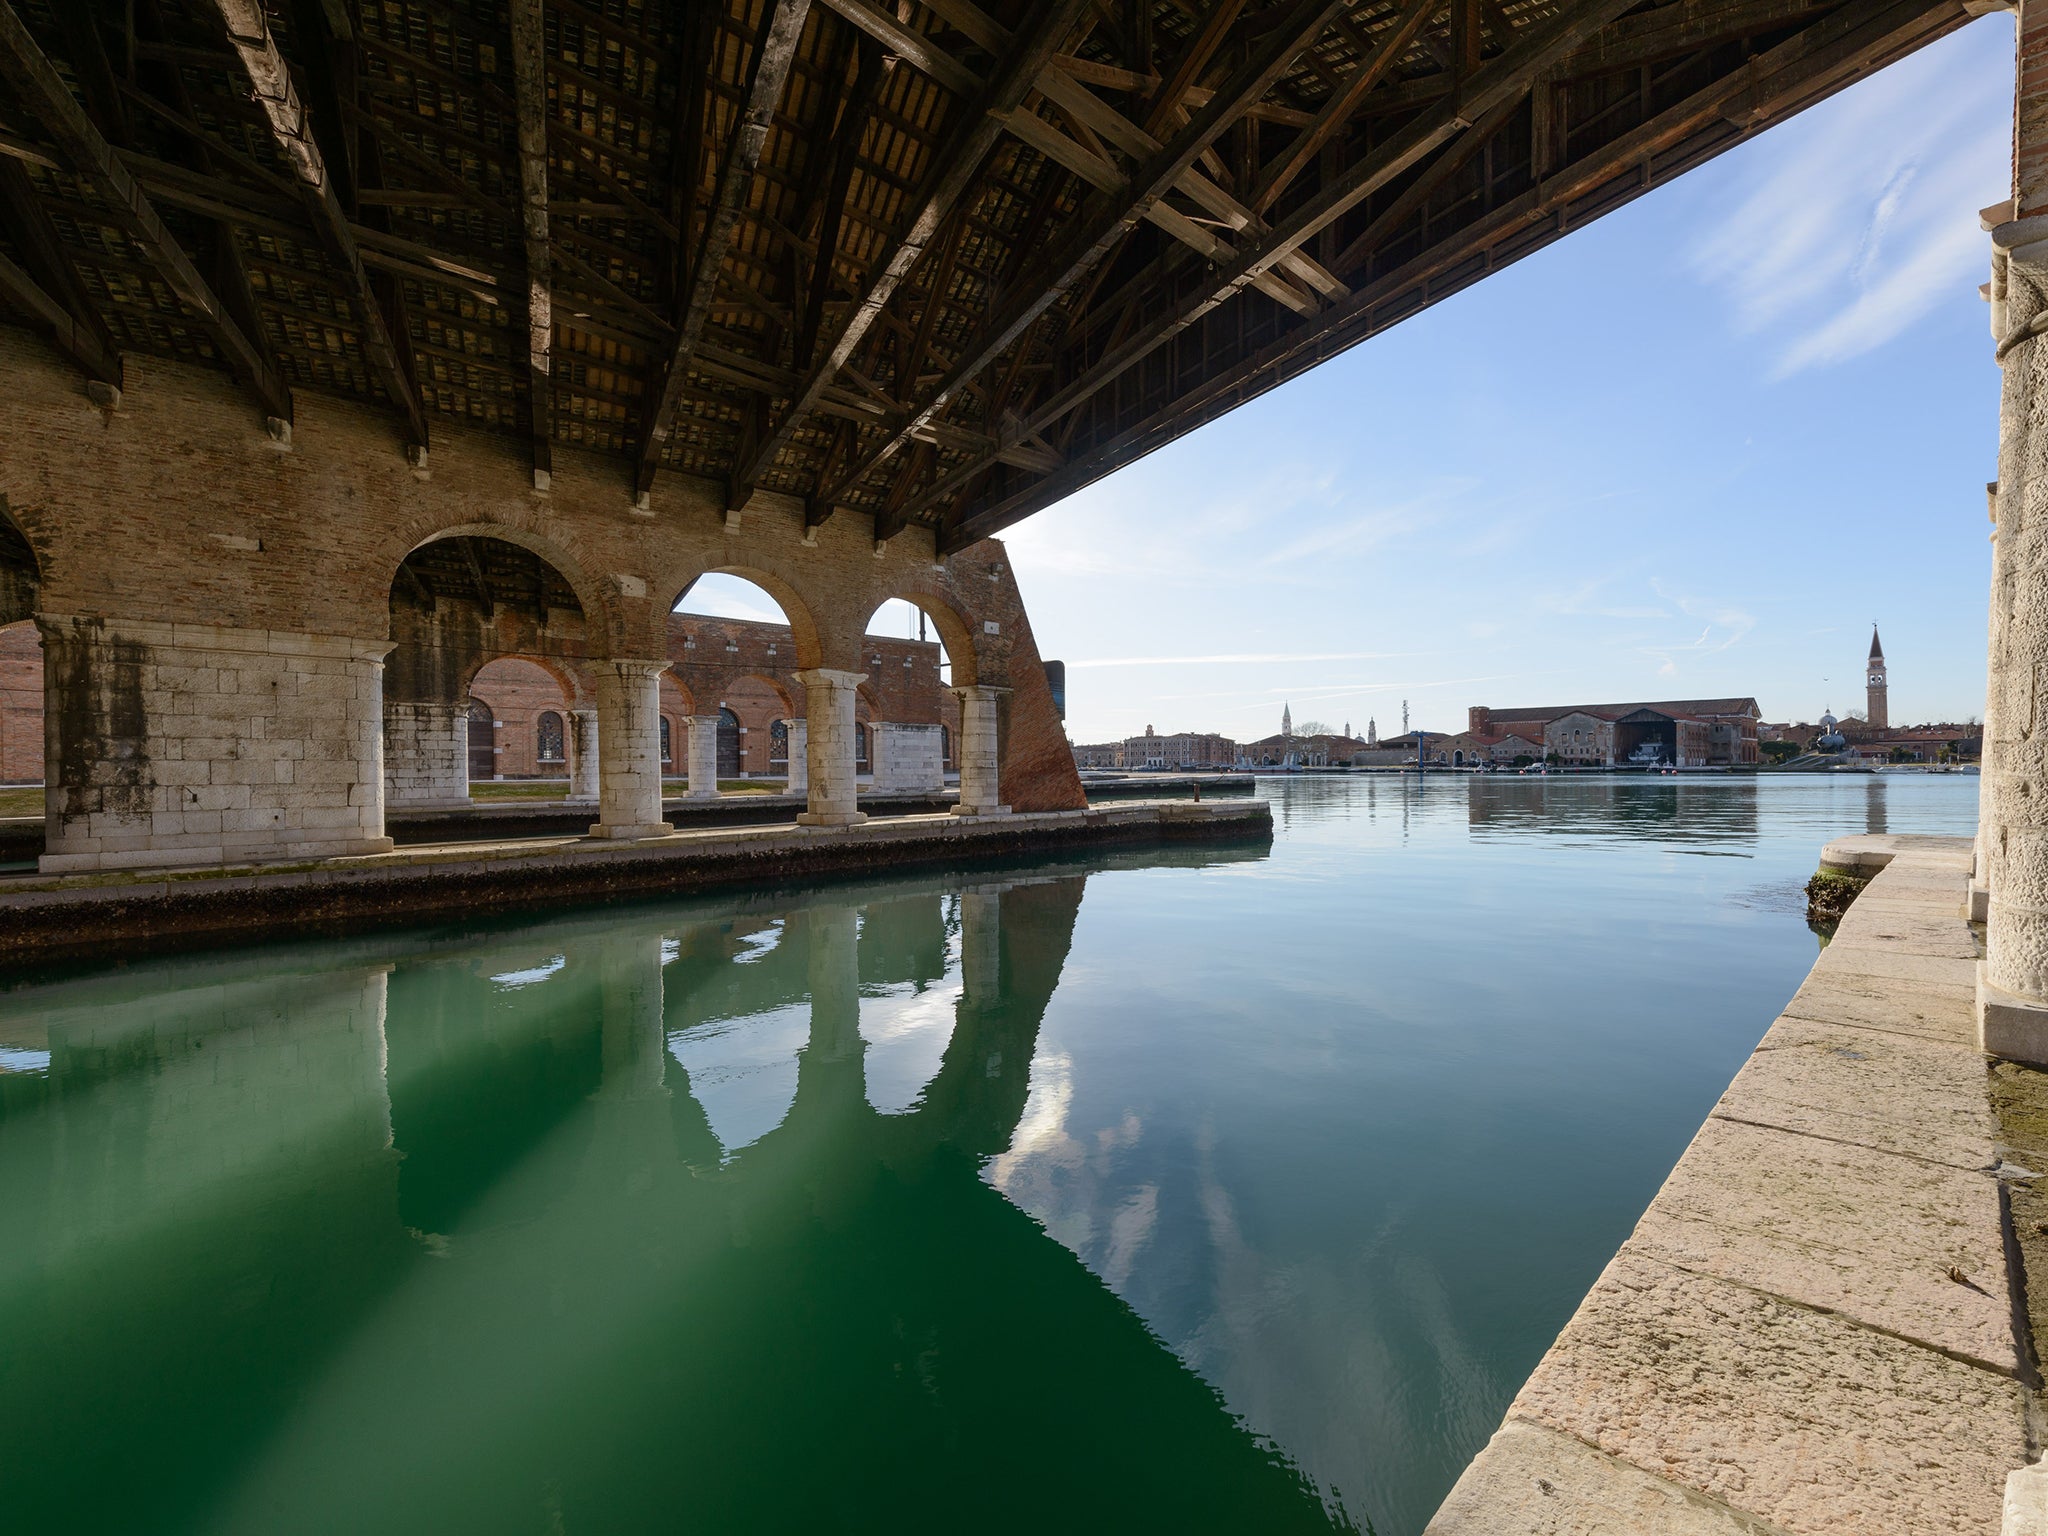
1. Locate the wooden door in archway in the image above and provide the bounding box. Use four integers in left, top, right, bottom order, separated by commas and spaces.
717, 708, 741, 776
467, 698, 496, 782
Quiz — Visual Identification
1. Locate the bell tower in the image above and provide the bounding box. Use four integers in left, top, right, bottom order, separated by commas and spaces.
1866, 626, 1888, 731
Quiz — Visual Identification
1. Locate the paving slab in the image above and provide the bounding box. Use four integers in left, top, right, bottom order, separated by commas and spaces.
1629, 1116, 2013, 1371
1426, 1420, 1790, 1536
1508, 1251, 2027, 1536
1715, 1015, 1998, 1170
1827, 905, 1983, 960
1808, 944, 1979, 988
1782, 970, 1976, 1044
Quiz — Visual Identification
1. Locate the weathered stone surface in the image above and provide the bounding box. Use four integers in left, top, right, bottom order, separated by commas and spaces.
1426, 1420, 1789, 1536
1511, 1251, 2026, 1536
1809, 944, 1978, 989
1718, 1016, 1997, 1170
1631, 1117, 2012, 1370
1829, 903, 1984, 959
1783, 969, 1975, 1043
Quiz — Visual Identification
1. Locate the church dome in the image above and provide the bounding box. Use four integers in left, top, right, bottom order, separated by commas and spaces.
1820, 711, 1837, 730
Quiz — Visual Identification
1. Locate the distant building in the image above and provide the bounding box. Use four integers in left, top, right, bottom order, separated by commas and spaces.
1071, 727, 1236, 771
1467, 698, 1761, 767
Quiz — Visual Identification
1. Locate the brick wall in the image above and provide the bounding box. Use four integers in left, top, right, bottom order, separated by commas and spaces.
0, 331, 1085, 839
0, 621, 39, 783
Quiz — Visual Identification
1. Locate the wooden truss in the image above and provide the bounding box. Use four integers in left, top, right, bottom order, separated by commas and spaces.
0, 0, 1973, 542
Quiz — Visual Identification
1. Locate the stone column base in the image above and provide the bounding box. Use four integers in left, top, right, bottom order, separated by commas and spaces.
951, 803, 1011, 818
1969, 881, 1991, 924
41, 834, 396, 875
797, 810, 868, 828
1979, 962, 2048, 1066
585, 821, 673, 841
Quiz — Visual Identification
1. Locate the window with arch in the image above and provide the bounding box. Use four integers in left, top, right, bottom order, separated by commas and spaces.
855, 722, 869, 771
770, 718, 789, 766
940, 723, 951, 769
537, 710, 565, 763
660, 715, 672, 765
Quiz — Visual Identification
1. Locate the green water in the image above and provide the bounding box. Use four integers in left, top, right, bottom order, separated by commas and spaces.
0, 773, 1980, 1534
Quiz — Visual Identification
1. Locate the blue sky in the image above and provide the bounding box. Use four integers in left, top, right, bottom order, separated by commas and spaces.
693, 16, 2013, 744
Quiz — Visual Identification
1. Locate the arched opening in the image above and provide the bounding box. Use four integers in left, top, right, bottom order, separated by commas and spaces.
659, 715, 673, 769
672, 575, 812, 789
864, 594, 973, 790
770, 718, 789, 770
855, 721, 870, 774
0, 504, 47, 819
387, 535, 590, 816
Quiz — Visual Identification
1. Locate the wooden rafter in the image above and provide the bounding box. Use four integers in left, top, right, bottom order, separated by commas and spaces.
508, 0, 554, 488
842, 0, 1360, 493
636, 0, 813, 500
0, 0, 291, 424
0, 157, 122, 386
730, 0, 1094, 506
206, 0, 429, 449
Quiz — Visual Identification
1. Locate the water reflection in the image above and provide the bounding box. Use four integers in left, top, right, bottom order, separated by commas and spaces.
0, 844, 1347, 1536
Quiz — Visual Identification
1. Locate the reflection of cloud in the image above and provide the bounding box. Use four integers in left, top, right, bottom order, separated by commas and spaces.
858, 982, 961, 1117
1688, 20, 2009, 374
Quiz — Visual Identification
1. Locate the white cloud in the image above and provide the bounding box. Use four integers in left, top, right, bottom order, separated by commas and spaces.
1688, 18, 2011, 375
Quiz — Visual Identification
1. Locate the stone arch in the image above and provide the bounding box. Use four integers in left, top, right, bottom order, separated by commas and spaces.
0, 497, 43, 629
860, 587, 977, 686
666, 565, 824, 670
382, 517, 610, 638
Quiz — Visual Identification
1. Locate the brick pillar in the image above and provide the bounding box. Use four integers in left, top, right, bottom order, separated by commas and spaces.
1979, 4, 2048, 1060
685, 713, 721, 798
587, 660, 670, 840
950, 685, 1010, 816
383, 700, 470, 812
794, 669, 866, 827
565, 708, 599, 803
783, 718, 807, 795
37, 616, 395, 872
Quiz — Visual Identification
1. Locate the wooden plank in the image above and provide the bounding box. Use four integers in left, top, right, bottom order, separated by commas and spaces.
0, 158, 123, 385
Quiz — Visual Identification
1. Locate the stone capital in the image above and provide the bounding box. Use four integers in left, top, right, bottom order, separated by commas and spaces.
795, 667, 867, 692
948, 683, 1012, 703
686, 713, 723, 725
602, 657, 672, 681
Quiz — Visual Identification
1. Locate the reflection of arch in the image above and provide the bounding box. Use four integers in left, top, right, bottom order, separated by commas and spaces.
667, 566, 822, 670
860, 588, 977, 686
466, 697, 496, 781
717, 707, 741, 777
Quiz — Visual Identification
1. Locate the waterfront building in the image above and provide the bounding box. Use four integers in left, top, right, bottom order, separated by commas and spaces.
1468, 698, 1761, 766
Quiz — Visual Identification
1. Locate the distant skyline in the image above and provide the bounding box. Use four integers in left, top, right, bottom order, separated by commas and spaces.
686, 18, 2012, 745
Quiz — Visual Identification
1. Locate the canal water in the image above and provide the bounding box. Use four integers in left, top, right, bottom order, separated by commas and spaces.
0, 774, 1979, 1536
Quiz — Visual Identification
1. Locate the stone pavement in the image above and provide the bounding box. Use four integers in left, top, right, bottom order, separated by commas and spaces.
1426, 834, 2039, 1536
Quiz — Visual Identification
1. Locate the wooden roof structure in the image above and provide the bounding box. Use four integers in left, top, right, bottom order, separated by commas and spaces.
0, 0, 1974, 552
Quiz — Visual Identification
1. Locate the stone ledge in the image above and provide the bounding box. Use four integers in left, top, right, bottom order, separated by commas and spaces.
1425, 837, 2029, 1536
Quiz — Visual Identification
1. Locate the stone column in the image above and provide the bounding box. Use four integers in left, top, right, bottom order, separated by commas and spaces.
587, 659, 671, 840
794, 669, 866, 827
37, 616, 396, 872
383, 700, 471, 812
1980, 201, 2048, 1060
565, 708, 599, 804
950, 685, 1010, 816
685, 713, 721, 798
783, 718, 807, 796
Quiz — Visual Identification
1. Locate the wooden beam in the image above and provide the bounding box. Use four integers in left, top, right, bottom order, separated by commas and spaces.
1249, 0, 1438, 215
460, 537, 495, 618
840, 0, 1358, 495
912, 0, 1643, 526
206, 0, 429, 448
507, 0, 553, 488
635, 0, 812, 498
0, 0, 292, 424
729, 0, 1092, 503
938, 0, 1962, 551
0, 159, 123, 386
